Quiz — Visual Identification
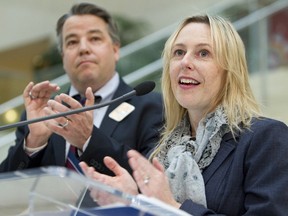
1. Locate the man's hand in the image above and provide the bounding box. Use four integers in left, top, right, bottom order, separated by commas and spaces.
24, 81, 60, 148
43, 87, 95, 150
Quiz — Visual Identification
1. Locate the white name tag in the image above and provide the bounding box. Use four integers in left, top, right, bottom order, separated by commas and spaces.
109, 102, 135, 122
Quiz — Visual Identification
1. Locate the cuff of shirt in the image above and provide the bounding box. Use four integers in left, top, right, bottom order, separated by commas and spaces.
79, 135, 91, 156
23, 139, 48, 156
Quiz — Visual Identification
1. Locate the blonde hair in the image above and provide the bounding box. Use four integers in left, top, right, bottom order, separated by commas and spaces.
151, 15, 261, 159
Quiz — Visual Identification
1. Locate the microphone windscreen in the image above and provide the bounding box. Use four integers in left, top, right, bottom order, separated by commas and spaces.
134, 81, 156, 96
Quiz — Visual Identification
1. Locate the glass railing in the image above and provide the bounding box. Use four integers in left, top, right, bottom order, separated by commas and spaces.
0, 0, 287, 161
0, 0, 236, 131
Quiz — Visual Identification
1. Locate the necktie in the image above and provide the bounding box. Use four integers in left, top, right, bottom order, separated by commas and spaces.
73, 94, 102, 106
65, 145, 83, 173
65, 94, 101, 173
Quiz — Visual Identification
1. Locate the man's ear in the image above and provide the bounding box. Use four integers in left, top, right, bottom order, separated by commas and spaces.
113, 43, 120, 62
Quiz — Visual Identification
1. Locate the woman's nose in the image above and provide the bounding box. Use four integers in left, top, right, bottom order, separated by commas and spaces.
181, 53, 195, 70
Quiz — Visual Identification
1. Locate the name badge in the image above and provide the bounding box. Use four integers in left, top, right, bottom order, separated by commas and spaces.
109, 102, 135, 122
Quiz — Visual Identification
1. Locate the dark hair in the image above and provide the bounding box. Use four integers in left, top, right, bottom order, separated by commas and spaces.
56, 3, 120, 52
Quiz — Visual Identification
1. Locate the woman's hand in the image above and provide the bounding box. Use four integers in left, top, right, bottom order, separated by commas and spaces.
79, 157, 138, 206
128, 150, 181, 208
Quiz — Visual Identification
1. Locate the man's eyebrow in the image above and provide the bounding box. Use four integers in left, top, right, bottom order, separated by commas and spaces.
64, 29, 104, 41
88, 29, 103, 35
64, 33, 77, 42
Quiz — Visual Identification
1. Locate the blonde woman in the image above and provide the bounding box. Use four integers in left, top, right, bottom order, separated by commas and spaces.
80, 15, 288, 215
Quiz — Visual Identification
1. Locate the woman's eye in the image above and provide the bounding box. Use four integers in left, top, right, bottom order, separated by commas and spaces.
174, 49, 185, 56
199, 50, 209, 57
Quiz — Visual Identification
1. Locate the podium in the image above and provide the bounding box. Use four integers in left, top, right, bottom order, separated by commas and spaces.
0, 167, 190, 216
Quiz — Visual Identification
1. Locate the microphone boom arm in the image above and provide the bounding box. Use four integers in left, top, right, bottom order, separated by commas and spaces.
0, 90, 136, 131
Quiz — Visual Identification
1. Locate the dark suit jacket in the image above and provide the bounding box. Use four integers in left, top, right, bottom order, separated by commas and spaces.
0, 78, 164, 176
180, 118, 288, 215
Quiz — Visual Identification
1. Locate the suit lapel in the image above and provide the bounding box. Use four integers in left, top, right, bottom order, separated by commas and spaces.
99, 78, 133, 137
203, 132, 237, 184
100, 108, 119, 137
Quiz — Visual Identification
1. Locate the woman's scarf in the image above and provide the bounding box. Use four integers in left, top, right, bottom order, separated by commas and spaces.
156, 106, 230, 206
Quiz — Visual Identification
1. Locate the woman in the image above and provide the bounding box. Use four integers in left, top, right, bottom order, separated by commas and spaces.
80, 14, 288, 215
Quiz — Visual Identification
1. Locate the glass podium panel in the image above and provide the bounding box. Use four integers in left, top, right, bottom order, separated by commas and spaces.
0, 166, 190, 216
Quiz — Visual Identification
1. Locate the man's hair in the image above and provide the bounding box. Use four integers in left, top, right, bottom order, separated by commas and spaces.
56, 3, 120, 53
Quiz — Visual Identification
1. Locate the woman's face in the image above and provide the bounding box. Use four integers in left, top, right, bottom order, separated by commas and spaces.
169, 22, 224, 119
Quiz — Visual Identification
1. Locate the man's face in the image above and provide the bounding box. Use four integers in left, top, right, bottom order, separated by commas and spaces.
61, 15, 120, 94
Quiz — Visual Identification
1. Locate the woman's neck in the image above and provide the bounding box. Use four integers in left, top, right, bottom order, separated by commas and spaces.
188, 111, 204, 137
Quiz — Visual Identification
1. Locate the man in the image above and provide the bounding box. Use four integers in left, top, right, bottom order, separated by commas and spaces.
0, 3, 163, 176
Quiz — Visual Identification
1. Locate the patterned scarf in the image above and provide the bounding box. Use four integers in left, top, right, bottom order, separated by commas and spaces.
156, 106, 230, 206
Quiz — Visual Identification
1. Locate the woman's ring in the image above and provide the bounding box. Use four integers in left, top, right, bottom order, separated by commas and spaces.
143, 176, 150, 185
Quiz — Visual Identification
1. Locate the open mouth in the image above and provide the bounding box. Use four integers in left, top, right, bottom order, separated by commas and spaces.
179, 78, 200, 86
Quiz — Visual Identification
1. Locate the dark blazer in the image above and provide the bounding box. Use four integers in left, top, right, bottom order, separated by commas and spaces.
180, 118, 288, 215
0, 78, 164, 176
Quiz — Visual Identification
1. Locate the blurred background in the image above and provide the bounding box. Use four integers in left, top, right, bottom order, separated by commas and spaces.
0, 0, 287, 160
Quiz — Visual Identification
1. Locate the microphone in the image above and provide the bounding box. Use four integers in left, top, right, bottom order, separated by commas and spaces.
0, 81, 156, 131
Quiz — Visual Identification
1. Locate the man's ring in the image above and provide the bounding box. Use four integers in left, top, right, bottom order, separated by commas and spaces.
29, 91, 37, 100
59, 119, 69, 128
143, 176, 150, 185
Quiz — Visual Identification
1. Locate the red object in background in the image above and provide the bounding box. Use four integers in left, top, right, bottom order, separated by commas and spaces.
268, 8, 288, 68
